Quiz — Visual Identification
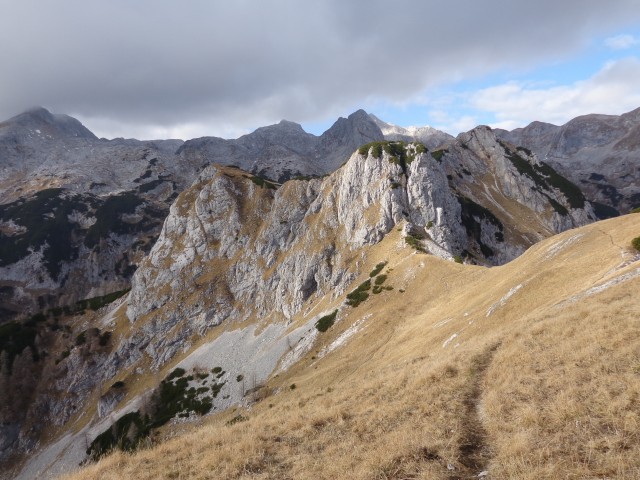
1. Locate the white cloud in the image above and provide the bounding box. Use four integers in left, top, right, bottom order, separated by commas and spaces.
468, 57, 640, 129
1, 0, 640, 139
605, 33, 639, 49
429, 109, 479, 135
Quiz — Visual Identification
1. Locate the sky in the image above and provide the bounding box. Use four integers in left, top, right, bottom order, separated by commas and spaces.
2, 0, 640, 140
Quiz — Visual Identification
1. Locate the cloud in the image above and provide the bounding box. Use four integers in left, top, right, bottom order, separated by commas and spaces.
1, 0, 640, 139
429, 109, 479, 134
467, 57, 640, 130
605, 33, 639, 49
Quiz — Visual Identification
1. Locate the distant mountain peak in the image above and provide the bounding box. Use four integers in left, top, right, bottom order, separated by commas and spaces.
5, 106, 97, 140
368, 113, 453, 149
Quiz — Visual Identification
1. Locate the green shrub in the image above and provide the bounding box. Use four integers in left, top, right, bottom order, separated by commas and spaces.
86, 411, 150, 461
431, 149, 446, 162
357, 141, 422, 173
0, 321, 39, 372
75, 331, 87, 346
74, 289, 130, 313
85, 192, 144, 248
374, 274, 387, 285
211, 381, 226, 398
315, 310, 338, 332
405, 234, 426, 252
227, 414, 248, 426
346, 280, 372, 307
98, 331, 112, 347
415, 143, 428, 154
453, 255, 463, 264
236, 374, 244, 382
631, 207, 640, 214
290, 383, 297, 390
632, 236, 640, 252
369, 261, 387, 277
167, 367, 186, 381
249, 175, 278, 190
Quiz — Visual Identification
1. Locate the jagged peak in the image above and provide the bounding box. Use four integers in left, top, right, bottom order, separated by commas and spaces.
347, 108, 370, 121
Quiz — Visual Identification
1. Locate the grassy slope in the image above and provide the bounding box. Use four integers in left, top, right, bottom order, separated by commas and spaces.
63, 214, 640, 479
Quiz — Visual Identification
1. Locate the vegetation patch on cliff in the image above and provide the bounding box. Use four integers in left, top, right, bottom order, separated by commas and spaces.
358, 141, 427, 174
87, 367, 216, 461
499, 140, 585, 210
346, 280, 371, 307
315, 310, 338, 332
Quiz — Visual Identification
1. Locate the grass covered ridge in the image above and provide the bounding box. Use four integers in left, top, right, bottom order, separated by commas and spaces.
63, 215, 640, 480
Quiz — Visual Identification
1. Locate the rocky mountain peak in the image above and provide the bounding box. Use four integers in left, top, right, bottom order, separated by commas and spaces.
2, 106, 97, 141
369, 113, 454, 149
322, 109, 382, 140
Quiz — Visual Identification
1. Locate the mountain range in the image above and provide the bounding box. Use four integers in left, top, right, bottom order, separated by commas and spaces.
0, 106, 639, 479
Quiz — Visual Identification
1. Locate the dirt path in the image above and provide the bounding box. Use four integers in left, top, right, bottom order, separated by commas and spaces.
451, 343, 499, 479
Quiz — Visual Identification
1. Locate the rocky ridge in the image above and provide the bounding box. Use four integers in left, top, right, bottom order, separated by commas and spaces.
5, 136, 595, 476
0, 106, 635, 478
496, 107, 640, 216
0, 108, 450, 321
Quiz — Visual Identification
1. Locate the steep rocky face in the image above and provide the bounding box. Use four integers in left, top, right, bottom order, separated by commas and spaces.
0, 108, 199, 320
496, 107, 640, 216
0, 187, 172, 319
0, 108, 384, 321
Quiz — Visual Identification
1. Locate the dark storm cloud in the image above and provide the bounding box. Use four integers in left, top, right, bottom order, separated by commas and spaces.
1, 0, 640, 138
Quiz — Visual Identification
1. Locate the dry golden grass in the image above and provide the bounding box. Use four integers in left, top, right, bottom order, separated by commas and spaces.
63, 214, 640, 479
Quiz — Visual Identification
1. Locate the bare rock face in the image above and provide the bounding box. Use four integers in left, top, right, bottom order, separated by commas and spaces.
122, 136, 594, 370
0, 108, 384, 320
123, 148, 463, 372
496, 106, 640, 216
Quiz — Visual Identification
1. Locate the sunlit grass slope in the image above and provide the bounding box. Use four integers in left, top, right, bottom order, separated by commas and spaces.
64, 214, 640, 479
